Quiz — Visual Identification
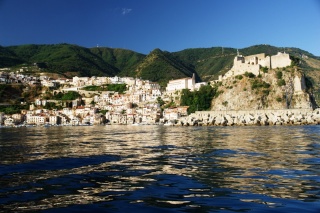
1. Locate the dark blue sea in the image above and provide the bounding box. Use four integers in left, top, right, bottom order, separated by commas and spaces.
0, 125, 319, 212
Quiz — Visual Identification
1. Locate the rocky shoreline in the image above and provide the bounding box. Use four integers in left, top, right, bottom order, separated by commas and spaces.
2, 109, 320, 128
177, 108, 320, 126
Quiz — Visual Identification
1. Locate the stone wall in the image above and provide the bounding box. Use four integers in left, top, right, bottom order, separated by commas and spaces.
271, 52, 291, 69
177, 109, 320, 126
232, 62, 260, 76
259, 56, 271, 68
244, 53, 267, 66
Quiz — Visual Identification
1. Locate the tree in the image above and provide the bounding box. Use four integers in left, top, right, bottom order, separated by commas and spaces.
43, 102, 56, 109
156, 97, 165, 106
244, 72, 255, 78
180, 85, 217, 114
276, 71, 283, 79
290, 55, 300, 67
261, 66, 268, 73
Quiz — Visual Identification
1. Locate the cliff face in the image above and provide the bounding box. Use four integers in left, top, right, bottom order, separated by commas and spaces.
211, 67, 316, 111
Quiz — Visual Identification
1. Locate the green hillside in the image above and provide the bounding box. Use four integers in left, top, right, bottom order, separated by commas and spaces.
89, 47, 145, 76
5, 44, 119, 77
172, 47, 236, 81
0, 46, 25, 67
1, 43, 319, 87
134, 48, 199, 87
240, 44, 316, 58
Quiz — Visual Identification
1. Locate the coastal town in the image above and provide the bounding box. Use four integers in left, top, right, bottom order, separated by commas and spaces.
1, 51, 320, 127
0, 66, 207, 127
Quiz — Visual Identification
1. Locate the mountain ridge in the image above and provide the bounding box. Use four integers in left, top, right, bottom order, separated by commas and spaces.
1, 43, 319, 84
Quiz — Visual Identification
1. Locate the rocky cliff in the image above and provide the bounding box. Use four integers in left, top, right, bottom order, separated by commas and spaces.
210, 67, 316, 111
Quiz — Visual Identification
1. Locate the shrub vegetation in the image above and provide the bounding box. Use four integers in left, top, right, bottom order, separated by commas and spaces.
244, 72, 255, 78
53, 91, 81, 100
251, 79, 271, 90
277, 79, 286, 86
180, 84, 217, 114
83, 84, 127, 93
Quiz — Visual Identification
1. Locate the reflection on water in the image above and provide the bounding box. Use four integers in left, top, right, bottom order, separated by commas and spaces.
0, 125, 319, 212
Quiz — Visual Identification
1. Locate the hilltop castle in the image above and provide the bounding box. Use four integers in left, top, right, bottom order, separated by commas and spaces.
215, 51, 310, 101
220, 51, 292, 80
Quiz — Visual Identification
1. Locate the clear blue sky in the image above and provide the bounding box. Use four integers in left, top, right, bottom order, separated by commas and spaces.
0, 0, 319, 56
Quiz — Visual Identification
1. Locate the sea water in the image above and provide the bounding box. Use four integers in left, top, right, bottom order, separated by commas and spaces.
0, 125, 319, 212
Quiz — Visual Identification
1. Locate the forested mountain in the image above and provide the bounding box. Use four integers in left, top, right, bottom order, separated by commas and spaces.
89, 47, 145, 76
5, 44, 119, 77
0, 43, 319, 85
0, 45, 25, 67
132, 48, 199, 86
172, 47, 236, 81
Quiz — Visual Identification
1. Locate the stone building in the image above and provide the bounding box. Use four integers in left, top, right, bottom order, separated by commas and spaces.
271, 52, 292, 69
220, 52, 292, 80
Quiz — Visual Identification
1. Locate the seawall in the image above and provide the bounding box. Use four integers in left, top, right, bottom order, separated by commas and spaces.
178, 109, 320, 126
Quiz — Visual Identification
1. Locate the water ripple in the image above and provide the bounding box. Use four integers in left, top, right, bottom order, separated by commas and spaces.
0, 125, 320, 212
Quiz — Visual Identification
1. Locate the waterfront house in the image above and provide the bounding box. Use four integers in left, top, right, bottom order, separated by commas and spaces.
49, 115, 61, 125
4, 117, 15, 126
12, 113, 24, 124
163, 106, 188, 121
26, 114, 46, 125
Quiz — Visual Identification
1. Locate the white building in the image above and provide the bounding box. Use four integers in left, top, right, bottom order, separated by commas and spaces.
49, 115, 60, 125
166, 74, 196, 92
108, 76, 124, 84
4, 118, 15, 126
72, 76, 90, 87
195, 82, 207, 90
26, 115, 46, 125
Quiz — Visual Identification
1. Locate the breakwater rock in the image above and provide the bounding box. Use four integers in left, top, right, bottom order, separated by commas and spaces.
178, 109, 320, 126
